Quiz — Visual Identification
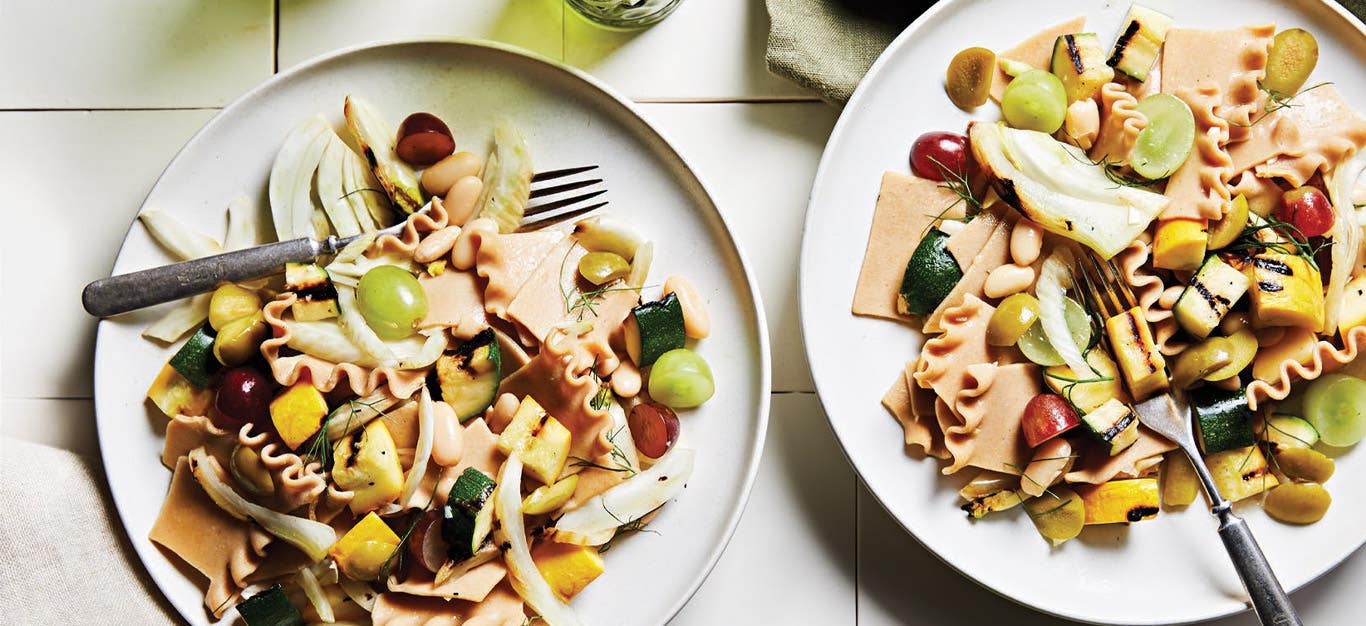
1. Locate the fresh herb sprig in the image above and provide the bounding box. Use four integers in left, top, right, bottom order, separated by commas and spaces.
302, 396, 388, 470
1228, 82, 1334, 128
1224, 213, 1332, 271
1042, 369, 1115, 414
557, 244, 643, 321
568, 425, 637, 475
597, 501, 660, 554
1068, 150, 1162, 189
920, 155, 981, 236
378, 496, 438, 580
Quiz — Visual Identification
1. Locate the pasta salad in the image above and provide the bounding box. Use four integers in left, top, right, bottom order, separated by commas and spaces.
141, 96, 715, 625
854, 4, 1366, 544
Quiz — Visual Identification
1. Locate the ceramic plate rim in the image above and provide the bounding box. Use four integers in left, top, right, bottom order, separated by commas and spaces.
799, 1, 1366, 624
93, 36, 771, 626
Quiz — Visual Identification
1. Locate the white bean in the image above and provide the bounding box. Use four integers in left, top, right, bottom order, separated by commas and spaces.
663, 275, 710, 339
1009, 220, 1044, 266
420, 151, 482, 196
443, 176, 484, 226
413, 225, 461, 263
983, 263, 1036, 299
611, 359, 643, 398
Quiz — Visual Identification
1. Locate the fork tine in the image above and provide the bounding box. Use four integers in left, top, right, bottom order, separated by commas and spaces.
1087, 254, 1128, 318
1103, 258, 1140, 310
532, 165, 599, 182
524, 189, 607, 218
529, 177, 604, 199
517, 201, 607, 232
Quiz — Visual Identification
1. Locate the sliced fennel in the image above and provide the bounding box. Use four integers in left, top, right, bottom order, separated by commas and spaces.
326, 391, 402, 441
187, 448, 336, 561
344, 95, 423, 214
223, 196, 259, 251
296, 565, 334, 623
476, 120, 534, 233
285, 315, 441, 369
554, 447, 694, 546
138, 208, 223, 261
141, 293, 210, 343
398, 387, 436, 507
1326, 151, 1365, 334
970, 122, 1168, 259
338, 579, 376, 612
269, 114, 332, 241
494, 455, 584, 626
1036, 251, 1092, 377
317, 133, 362, 237
627, 241, 654, 290
342, 146, 390, 231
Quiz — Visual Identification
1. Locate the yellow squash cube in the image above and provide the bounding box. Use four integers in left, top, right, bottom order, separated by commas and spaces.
497, 397, 572, 485
1074, 478, 1160, 524
1152, 218, 1207, 272
1206, 445, 1278, 502
146, 363, 213, 418
1245, 253, 1324, 332
269, 383, 328, 449
332, 420, 405, 514
330, 512, 399, 581
533, 541, 605, 601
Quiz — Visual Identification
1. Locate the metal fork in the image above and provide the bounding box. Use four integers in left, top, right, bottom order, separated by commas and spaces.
81, 166, 607, 317
1072, 251, 1301, 626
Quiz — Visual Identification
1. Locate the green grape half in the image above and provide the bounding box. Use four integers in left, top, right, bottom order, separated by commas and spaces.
1001, 70, 1067, 133
1017, 296, 1091, 367
648, 348, 715, 409
356, 265, 428, 341
1131, 93, 1195, 180
1302, 374, 1366, 447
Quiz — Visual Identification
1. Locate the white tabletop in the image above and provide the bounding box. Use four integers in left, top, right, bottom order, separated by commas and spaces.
1, 1, 1360, 624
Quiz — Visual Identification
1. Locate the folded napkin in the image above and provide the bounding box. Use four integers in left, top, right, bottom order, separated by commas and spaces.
765, 0, 1366, 104
0, 438, 176, 625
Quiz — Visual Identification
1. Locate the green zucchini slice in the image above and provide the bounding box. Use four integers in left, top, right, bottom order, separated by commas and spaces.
168, 324, 218, 388
1082, 398, 1140, 456
625, 293, 685, 367
1191, 386, 1256, 455
236, 584, 304, 626
442, 468, 498, 561
898, 229, 962, 316
429, 329, 501, 422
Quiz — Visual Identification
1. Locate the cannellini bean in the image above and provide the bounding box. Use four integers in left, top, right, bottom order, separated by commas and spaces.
1009, 220, 1044, 266
430, 402, 464, 467
420, 151, 482, 196
663, 275, 710, 339
414, 225, 461, 263
1158, 286, 1184, 309
982, 263, 1036, 299
443, 176, 484, 226
486, 393, 519, 432
611, 359, 643, 398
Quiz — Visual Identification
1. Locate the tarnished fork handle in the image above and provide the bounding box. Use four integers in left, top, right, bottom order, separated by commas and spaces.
83, 166, 607, 318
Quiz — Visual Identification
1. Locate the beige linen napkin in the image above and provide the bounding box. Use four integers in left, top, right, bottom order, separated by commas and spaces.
765, 0, 1366, 104
0, 438, 177, 625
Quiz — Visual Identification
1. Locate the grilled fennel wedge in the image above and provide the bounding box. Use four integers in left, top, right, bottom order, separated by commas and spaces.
968, 122, 1169, 259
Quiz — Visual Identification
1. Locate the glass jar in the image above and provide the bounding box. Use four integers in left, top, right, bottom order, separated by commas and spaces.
566, 0, 683, 30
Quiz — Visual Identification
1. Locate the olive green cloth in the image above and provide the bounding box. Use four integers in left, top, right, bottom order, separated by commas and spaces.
765, 0, 1366, 104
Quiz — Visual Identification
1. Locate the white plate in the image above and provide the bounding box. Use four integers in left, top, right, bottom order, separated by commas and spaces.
800, 1, 1365, 624
94, 39, 770, 626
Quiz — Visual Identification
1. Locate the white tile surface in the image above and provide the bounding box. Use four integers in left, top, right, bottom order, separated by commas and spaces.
0, 109, 217, 399
675, 392, 856, 625
640, 102, 839, 392
856, 485, 1366, 625
0, 0, 273, 109
1, 399, 98, 457
565, 0, 813, 101
277, 0, 565, 70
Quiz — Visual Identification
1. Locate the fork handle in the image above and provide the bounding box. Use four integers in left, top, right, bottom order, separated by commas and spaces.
1214, 504, 1302, 626
82, 238, 322, 317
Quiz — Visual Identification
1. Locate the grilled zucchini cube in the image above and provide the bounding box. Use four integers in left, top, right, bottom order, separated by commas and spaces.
1105, 306, 1168, 400
1051, 33, 1115, 103
1190, 386, 1255, 455
1082, 398, 1140, 456
146, 363, 214, 418
333, 420, 405, 514
429, 329, 502, 422
285, 262, 340, 321
497, 396, 572, 485
1205, 445, 1278, 502
1075, 478, 1160, 524
1107, 3, 1174, 82
1173, 255, 1251, 338
1245, 253, 1324, 332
